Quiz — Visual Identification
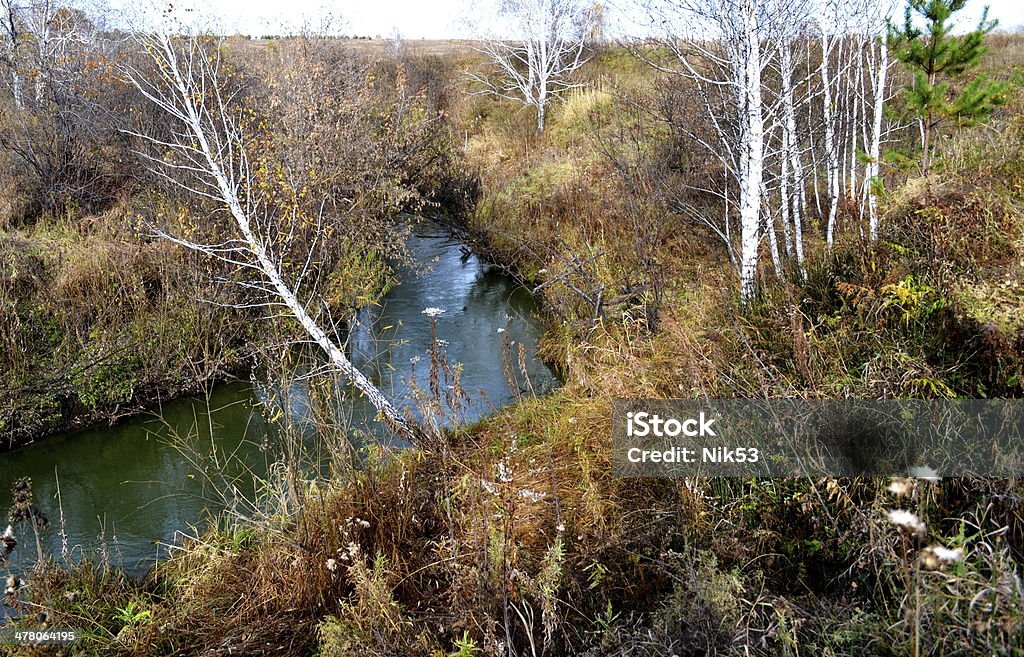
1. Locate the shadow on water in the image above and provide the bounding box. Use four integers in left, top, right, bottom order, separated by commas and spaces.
0, 221, 558, 576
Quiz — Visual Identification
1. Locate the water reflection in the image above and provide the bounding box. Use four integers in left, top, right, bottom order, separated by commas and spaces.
0, 221, 557, 575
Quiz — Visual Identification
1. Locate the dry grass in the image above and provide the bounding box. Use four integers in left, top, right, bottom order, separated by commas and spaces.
7, 37, 1024, 657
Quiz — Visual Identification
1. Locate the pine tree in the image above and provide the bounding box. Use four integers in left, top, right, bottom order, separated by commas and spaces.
887, 0, 1007, 173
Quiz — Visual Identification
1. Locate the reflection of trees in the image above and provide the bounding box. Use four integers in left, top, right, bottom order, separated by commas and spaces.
464, 269, 535, 318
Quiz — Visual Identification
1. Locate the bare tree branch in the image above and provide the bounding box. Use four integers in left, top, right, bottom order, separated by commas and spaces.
123, 30, 423, 443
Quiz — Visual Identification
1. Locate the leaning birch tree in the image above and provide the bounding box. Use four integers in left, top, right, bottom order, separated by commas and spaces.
124, 32, 421, 442
471, 0, 594, 133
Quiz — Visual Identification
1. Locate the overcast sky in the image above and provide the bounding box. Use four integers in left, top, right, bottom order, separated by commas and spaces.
109, 0, 1023, 38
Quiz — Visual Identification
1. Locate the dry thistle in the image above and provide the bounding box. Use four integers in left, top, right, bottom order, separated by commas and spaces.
887, 509, 926, 536
920, 545, 965, 570
887, 478, 914, 496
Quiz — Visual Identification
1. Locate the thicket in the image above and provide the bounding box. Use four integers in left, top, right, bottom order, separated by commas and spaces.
0, 34, 473, 446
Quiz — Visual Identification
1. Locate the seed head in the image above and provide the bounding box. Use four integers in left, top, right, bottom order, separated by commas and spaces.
887, 509, 926, 535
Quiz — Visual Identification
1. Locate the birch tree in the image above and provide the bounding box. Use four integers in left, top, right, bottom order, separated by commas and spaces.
0, 0, 127, 216
865, 17, 895, 240
776, 35, 807, 264
24, 0, 55, 103
640, 0, 810, 301
471, 0, 594, 133
124, 32, 422, 442
735, 0, 765, 300
1, 0, 23, 107
810, 0, 897, 245
816, 0, 845, 247
0, 0, 89, 106
640, 0, 898, 284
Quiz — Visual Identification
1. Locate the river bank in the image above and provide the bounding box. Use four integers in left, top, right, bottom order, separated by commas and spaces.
0, 206, 413, 451
1, 368, 248, 452
0, 220, 558, 576
2, 33, 1023, 657
0, 215, 264, 451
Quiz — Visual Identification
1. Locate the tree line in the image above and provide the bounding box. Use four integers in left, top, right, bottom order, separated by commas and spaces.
471, 0, 1006, 301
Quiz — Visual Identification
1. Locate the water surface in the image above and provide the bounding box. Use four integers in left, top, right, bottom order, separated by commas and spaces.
0, 222, 557, 574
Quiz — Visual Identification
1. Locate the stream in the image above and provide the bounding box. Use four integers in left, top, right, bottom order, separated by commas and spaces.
0, 221, 558, 576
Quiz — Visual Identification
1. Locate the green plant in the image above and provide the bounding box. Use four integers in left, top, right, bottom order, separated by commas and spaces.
447, 631, 479, 657
888, 0, 1008, 173
114, 600, 152, 626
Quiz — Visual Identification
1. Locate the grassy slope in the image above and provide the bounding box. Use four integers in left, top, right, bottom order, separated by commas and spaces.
0, 209, 253, 446
6, 41, 1024, 656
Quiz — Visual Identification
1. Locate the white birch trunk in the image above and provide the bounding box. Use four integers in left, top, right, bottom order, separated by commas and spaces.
780, 40, 805, 267
821, 34, 840, 248
848, 41, 866, 222
738, 0, 763, 303
11, 70, 21, 108
779, 155, 795, 258
867, 42, 887, 240
766, 211, 783, 277
849, 78, 859, 203
806, 39, 823, 217
537, 87, 546, 133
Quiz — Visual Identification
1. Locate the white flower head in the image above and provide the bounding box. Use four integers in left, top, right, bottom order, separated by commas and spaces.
422, 307, 446, 318
929, 546, 964, 562
326, 558, 338, 572
2, 525, 13, 540
496, 459, 513, 483
887, 478, 913, 497
518, 488, 547, 502
921, 544, 965, 570
909, 465, 940, 482
887, 509, 926, 534
4, 575, 24, 595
